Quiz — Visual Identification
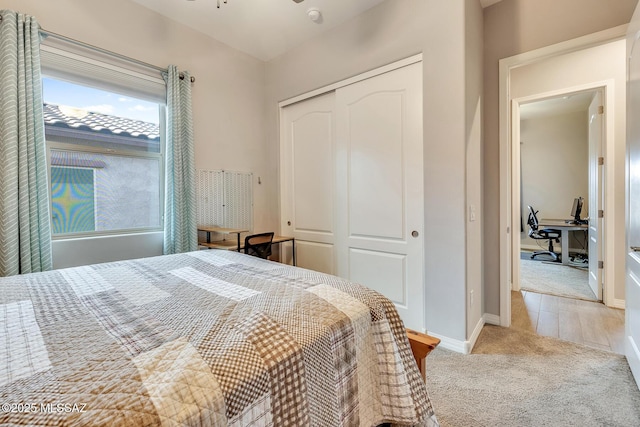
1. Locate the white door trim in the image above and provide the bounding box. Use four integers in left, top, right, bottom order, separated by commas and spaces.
278, 54, 422, 108
510, 83, 611, 293
499, 25, 626, 327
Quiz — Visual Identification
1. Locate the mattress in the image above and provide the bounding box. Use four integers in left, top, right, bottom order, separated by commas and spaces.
0, 250, 438, 426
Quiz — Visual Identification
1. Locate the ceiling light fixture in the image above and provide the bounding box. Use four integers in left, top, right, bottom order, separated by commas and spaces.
186, 0, 229, 8
187, 0, 303, 9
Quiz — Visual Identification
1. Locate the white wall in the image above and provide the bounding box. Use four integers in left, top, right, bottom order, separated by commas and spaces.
521, 111, 589, 221
266, 0, 483, 348
3, 0, 270, 267
520, 110, 589, 252
465, 0, 485, 343
510, 39, 627, 302
483, 0, 637, 315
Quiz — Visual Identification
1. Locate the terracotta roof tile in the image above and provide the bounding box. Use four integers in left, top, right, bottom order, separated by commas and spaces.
43, 103, 160, 141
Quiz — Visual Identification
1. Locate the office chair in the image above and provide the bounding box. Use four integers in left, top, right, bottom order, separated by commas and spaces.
244, 232, 274, 259
526, 206, 562, 262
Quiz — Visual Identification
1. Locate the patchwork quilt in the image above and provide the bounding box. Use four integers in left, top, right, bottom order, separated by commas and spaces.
0, 250, 438, 426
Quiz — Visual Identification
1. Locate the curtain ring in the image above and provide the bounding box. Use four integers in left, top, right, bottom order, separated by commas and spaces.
178, 73, 196, 83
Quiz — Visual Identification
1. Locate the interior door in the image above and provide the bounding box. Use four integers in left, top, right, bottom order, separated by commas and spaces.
588, 91, 603, 300
335, 62, 424, 331
281, 92, 336, 274
626, 32, 640, 389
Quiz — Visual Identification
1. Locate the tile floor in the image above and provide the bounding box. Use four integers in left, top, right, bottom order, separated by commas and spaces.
511, 290, 625, 354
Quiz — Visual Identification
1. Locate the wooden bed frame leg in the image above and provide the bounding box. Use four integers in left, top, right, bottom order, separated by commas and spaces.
406, 328, 441, 382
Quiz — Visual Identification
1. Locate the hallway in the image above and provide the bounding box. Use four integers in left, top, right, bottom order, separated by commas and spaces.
512, 290, 625, 354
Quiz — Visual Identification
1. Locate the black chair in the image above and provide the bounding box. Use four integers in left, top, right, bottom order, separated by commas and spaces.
244, 232, 274, 259
527, 206, 562, 262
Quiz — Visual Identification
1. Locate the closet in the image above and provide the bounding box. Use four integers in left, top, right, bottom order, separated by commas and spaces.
280, 59, 424, 330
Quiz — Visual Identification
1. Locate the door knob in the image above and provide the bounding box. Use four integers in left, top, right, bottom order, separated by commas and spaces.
287, 221, 291, 226
412, 230, 419, 238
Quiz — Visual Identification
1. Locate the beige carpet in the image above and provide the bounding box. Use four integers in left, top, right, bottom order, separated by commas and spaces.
426, 325, 640, 426
520, 258, 596, 301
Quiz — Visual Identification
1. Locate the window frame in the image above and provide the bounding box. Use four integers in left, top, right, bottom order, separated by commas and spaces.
39, 35, 168, 241
42, 83, 167, 240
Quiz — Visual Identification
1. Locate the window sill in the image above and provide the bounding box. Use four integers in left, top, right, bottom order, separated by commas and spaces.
52, 231, 163, 269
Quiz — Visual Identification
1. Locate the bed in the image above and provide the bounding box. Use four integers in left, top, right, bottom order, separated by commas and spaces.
0, 250, 438, 426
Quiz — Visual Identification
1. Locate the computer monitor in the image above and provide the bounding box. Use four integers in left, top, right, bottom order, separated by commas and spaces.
570, 197, 583, 222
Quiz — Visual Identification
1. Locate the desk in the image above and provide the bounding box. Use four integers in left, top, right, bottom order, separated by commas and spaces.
198, 226, 248, 252
538, 219, 588, 265
272, 236, 296, 266
243, 235, 296, 266
198, 229, 296, 266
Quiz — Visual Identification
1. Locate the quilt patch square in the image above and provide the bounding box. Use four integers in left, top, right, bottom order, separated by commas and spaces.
239, 312, 310, 427
170, 267, 261, 301
0, 301, 52, 387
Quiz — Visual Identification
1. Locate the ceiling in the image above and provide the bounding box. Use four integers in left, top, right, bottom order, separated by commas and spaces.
131, 0, 504, 62
479, 0, 503, 7
131, 0, 385, 61
520, 91, 596, 121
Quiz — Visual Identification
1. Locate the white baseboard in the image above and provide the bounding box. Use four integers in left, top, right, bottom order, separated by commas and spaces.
466, 317, 485, 352
426, 332, 467, 354
427, 317, 486, 355
484, 313, 501, 326
611, 298, 626, 310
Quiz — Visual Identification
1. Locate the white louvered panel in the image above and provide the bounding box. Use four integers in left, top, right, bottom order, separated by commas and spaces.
224, 171, 253, 231
196, 169, 225, 226
196, 169, 253, 231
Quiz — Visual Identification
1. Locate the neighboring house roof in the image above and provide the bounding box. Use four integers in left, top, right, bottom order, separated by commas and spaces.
50, 151, 106, 168
43, 103, 161, 152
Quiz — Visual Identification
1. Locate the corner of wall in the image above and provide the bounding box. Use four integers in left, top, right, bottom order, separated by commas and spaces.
427, 316, 486, 354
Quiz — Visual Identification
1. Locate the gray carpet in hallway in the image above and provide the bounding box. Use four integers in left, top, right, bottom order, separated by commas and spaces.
520, 257, 596, 301
426, 325, 640, 426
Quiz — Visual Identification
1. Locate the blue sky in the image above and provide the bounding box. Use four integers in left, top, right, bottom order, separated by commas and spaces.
42, 77, 160, 125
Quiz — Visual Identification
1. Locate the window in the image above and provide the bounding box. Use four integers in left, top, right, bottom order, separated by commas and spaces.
42, 78, 163, 236
40, 38, 166, 238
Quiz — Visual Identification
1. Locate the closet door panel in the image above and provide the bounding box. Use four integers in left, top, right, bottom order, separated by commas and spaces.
349, 248, 406, 305
336, 62, 424, 331
348, 92, 404, 239
280, 60, 424, 331
281, 92, 335, 272
292, 112, 334, 234
296, 241, 334, 275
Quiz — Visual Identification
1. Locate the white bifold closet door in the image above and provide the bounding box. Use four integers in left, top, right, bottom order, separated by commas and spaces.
281, 61, 424, 331
281, 93, 337, 275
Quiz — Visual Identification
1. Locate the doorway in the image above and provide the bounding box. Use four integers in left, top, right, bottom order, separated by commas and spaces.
517, 89, 602, 303
498, 31, 626, 327
510, 88, 624, 355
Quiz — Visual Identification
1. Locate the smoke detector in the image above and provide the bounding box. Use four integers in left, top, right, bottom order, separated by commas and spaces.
307, 8, 322, 23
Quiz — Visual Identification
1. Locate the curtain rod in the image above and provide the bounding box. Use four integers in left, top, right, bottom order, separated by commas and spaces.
39, 28, 196, 83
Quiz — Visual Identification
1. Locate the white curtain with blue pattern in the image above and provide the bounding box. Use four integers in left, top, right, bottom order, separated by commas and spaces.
0, 10, 52, 276
163, 65, 197, 254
